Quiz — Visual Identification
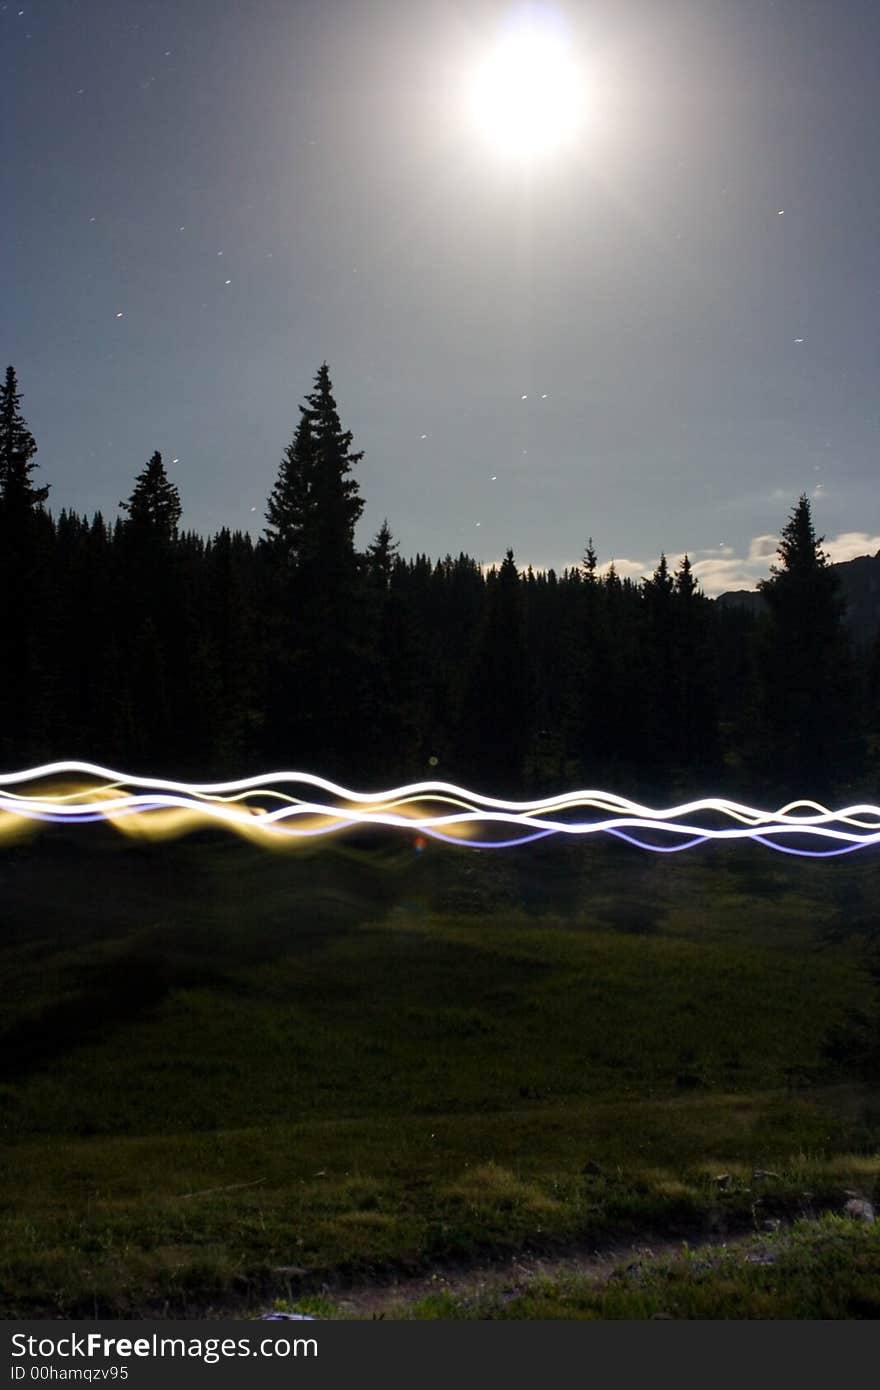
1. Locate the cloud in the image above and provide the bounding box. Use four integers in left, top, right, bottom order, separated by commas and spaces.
824, 531, 880, 564
592, 531, 880, 598
689, 555, 769, 596
508, 532, 880, 597
596, 557, 649, 582
747, 534, 780, 562
595, 542, 780, 594
689, 530, 880, 597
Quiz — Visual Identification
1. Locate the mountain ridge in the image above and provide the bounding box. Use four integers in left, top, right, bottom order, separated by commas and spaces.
715, 550, 880, 645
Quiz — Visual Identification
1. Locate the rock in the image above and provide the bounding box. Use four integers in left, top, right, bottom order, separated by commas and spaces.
752, 1170, 780, 1181
844, 1198, 875, 1224
713, 1173, 732, 1189
261, 1312, 315, 1321
273, 1266, 308, 1277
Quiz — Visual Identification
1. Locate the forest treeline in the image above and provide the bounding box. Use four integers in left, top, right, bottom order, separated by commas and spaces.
1, 361, 876, 799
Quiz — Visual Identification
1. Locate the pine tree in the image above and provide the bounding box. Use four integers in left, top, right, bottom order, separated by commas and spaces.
645, 552, 674, 603
262, 364, 368, 772
640, 554, 676, 774
0, 366, 52, 758
366, 518, 398, 592
582, 536, 598, 583
303, 362, 364, 574
0, 365, 48, 517
121, 452, 182, 539
672, 554, 719, 780
360, 520, 404, 775
674, 553, 697, 600
265, 363, 364, 577
757, 494, 857, 791
264, 412, 314, 562
460, 548, 527, 790
764, 495, 831, 587
115, 453, 183, 766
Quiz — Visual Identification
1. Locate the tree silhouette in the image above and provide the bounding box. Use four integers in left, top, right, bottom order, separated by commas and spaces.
460, 548, 527, 790
121, 452, 182, 539
2, 366, 879, 796
0, 366, 48, 518
757, 494, 857, 791
266, 363, 364, 577
582, 536, 598, 583
672, 554, 719, 780
674, 553, 697, 601
116, 453, 184, 766
0, 367, 53, 759
263, 364, 368, 772
641, 554, 676, 774
366, 518, 398, 592
264, 411, 314, 563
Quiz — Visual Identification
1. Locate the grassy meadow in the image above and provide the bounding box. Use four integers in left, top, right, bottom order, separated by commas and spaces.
1, 824, 879, 1317
388, 1214, 880, 1320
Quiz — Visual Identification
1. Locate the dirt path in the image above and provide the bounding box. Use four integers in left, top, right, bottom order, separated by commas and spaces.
297, 1225, 775, 1319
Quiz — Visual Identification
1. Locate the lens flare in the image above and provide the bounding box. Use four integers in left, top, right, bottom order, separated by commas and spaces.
0, 761, 879, 857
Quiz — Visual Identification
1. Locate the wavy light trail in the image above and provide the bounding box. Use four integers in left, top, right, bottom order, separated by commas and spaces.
0, 761, 878, 857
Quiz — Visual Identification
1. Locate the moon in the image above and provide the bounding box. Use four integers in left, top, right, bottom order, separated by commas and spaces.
471, 24, 584, 158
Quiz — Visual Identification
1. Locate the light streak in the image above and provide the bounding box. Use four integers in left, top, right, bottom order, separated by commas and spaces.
0, 761, 878, 857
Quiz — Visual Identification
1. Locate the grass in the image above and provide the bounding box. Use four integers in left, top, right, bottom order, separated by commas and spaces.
1, 827, 879, 1316
396, 1214, 880, 1320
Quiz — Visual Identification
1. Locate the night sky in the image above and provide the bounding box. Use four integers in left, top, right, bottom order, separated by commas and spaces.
3, 0, 879, 593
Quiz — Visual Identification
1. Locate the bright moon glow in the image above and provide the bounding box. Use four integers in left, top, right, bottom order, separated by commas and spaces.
472, 25, 584, 156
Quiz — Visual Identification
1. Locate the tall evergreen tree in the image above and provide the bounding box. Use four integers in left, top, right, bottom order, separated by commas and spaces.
262, 364, 368, 772
641, 553, 676, 774
115, 453, 184, 767
0, 366, 48, 517
0, 367, 52, 759
460, 548, 527, 790
674, 553, 697, 600
366, 518, 398, 592
582, 536, 598, 583
757, 495, 857, 791
120, 451, 181, 539
302, 362, 364, 574
265, 363, 364, 576
671, 554, 719, 781
264, 412, 314, 562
